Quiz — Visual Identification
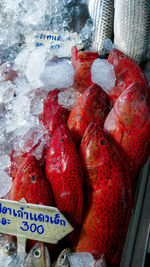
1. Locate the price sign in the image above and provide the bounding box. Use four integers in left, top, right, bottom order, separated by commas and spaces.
26, 31, 84, 57
0, 199, 73, 244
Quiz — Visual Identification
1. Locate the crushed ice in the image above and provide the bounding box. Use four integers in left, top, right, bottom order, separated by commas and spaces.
103, 38, 115, 53
91, 58, 116, 93
58, 87, 81, 110
68, 252, 107, 267
0, 254, 24, 267
40, 59, 74, 90
0, 171, 12, 197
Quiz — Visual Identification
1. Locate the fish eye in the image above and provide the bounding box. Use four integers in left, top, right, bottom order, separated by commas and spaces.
2, 70, 9, 76
4, 243, 10, 253
120, 55, 126, 59
33, 248, 41, 258
61, 254, 67, 260
31, 175, 37, 183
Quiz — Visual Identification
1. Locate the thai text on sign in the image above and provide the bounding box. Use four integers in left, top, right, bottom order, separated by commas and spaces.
0, 199, 73, 244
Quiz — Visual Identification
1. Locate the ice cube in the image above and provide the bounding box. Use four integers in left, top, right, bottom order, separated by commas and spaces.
0, 81, 16, 104
79, 19, 94, 48
0, 171, 12, 197
0, 254, 24, 267
12, 94, 30, 119
103, 38, 115, 53
68, 252, 107, 267
3, 87, 16, 104
15, 77, 31, 95
13, 124, 46, 161
0, 256, 12, 267
40, 59, 74, 90
28, 88, 47, 116
14, 48, 31, 72
25, 47, 48, 88
0, 155, 11, 170
68, 252, 94, 267
58, 87, 81, 110
91, 59, 116, 94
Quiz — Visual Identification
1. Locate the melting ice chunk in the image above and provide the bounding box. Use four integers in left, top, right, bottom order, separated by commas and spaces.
68, 252, 106, 267
28, 88, 47, 116
13, 124, 48, 161
91, 59, 116, 94
14, 49, 31, 72
103, 38, 115, 53
40, 59, 74, 90
25, 47, 48, 88
0, 171, 12, 197
0, 155, 11, 170
0, 254, 24, 267
58, 87, 81, 110
0, 81, 16, 104
69, 253, 94, 266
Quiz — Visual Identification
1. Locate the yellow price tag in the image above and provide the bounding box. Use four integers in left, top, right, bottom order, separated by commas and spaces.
0, 199, 73, 244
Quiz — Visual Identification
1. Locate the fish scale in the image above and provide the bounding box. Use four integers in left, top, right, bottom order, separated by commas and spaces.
88, 0, 114, 55
114, 0, 150, 64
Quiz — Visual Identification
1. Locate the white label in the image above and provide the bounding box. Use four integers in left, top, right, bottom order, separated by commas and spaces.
26, 31, 84, 57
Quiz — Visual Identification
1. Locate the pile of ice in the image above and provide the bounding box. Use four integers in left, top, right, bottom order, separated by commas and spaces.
91, 58, 116, 93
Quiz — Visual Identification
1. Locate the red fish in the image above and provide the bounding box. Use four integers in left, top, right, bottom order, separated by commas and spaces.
76, 123, 133, 266
9, 155, 54, 206
0, 62, 17, 82
45, 124, 83, 244
39, 89, 69, 137
107, 49, 150, 104
104, 83, 150, 189
67, 84, 110, 145
71, 46, 99, 93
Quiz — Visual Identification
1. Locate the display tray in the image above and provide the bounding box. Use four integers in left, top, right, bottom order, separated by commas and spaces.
120, 156, 150, 267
